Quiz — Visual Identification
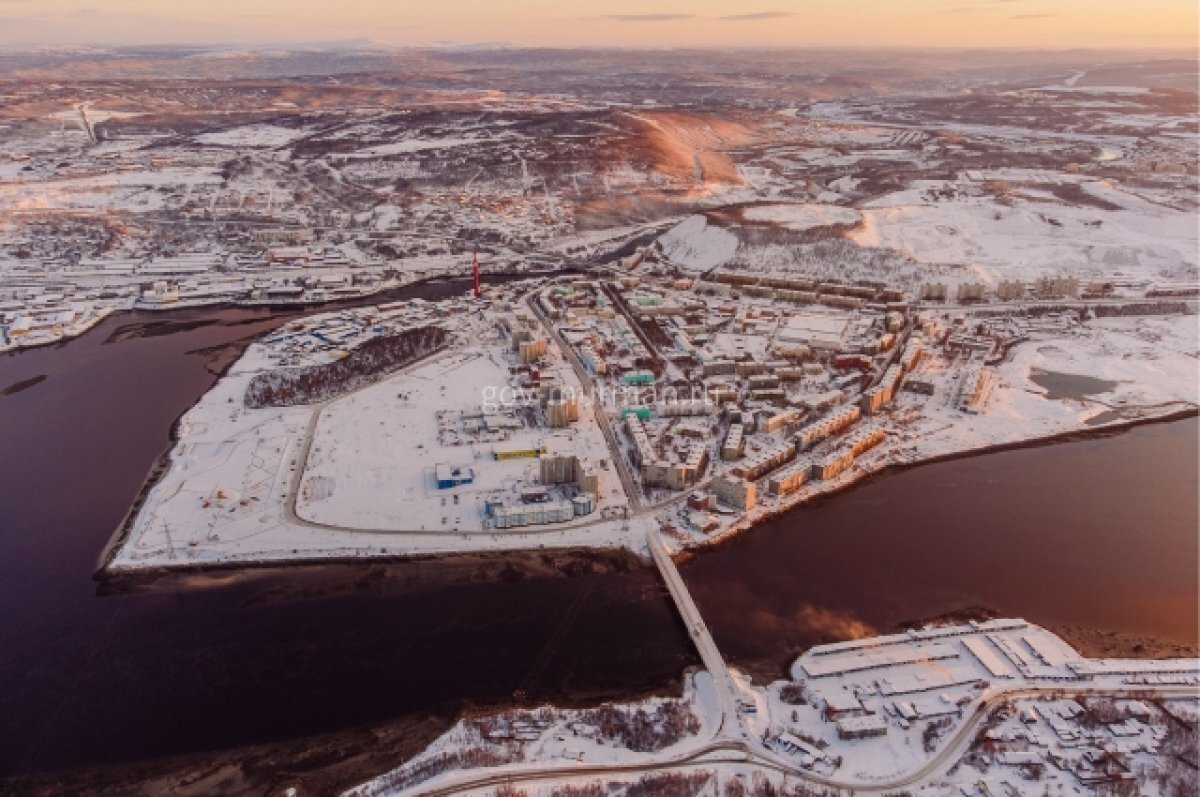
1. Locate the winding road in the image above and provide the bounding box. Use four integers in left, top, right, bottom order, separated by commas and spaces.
385, 682, 1198, 796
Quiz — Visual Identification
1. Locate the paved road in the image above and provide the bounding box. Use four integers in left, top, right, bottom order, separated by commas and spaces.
525, 287, 644, 510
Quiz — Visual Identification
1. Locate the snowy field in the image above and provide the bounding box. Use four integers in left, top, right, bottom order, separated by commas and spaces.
296, 341, 629, 532
347, 135, 515, 158
741, 203, 861, 231
194, 124, 313, 148
851, 176, 1198, 284
657, 215, 739, 272
0, 166, 223, 212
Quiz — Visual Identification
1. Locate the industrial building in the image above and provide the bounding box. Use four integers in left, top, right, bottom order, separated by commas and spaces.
620, 370, 655, 386
836, 715, 889, 740
958, 366, 993, 413
494, 445, 544, 460
435, 464, 475, 489
775, 311, 852, 352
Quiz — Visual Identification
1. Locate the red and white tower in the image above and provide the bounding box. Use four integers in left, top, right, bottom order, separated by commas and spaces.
471, 251, 481, 298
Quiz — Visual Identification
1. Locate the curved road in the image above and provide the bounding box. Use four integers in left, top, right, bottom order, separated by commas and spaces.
384, 683, 1198, 797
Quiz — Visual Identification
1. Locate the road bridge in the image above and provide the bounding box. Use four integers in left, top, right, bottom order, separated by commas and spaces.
645, 530, 744, 741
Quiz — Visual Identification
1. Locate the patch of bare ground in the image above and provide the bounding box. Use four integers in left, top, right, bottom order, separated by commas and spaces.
622, 110, 757, 190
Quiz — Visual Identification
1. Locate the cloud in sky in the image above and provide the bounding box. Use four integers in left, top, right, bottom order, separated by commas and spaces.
1011, 12, 1058, 19
604, 10, 795, 23
605, 13, 695, 22
718, 11, 795, 21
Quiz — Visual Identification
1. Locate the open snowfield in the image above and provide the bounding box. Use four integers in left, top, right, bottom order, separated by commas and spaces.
296, 342, 629, 532
657, 215, 739, 272
851, 176, 1198, 284
347, 135, 515, 158
742, 202, 861, 231
194, 123, 312, 148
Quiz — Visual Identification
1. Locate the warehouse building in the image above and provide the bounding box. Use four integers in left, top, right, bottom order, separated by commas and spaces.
435, 464, 475, 489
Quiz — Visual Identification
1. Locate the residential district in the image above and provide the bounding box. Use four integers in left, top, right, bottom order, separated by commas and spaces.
104, 236, 1197, 570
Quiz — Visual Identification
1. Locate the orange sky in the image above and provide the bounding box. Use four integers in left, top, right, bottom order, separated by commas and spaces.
0, 0, 1195, 48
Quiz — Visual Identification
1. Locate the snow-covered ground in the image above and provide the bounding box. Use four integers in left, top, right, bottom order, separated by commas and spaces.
106, 292, 644, 571
347, 671, 721, 797
194, 124, 312, 148
741, 203, 861, 231
0, 166, 224, 212
658, 215, 739, 272
107, 287, 1197, 572
346, 135, 514, 158
850, 176, 1198, 285
296, 338, 628, 532
345, 620, 1199, 797
898, 313, 1198, 459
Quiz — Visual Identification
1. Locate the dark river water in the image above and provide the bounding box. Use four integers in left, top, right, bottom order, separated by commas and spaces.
686, 416, 1199, 666
0, 290, 1195, 782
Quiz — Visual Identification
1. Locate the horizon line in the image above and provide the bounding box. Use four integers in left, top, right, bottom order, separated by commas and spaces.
1, 41, 1196, 54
